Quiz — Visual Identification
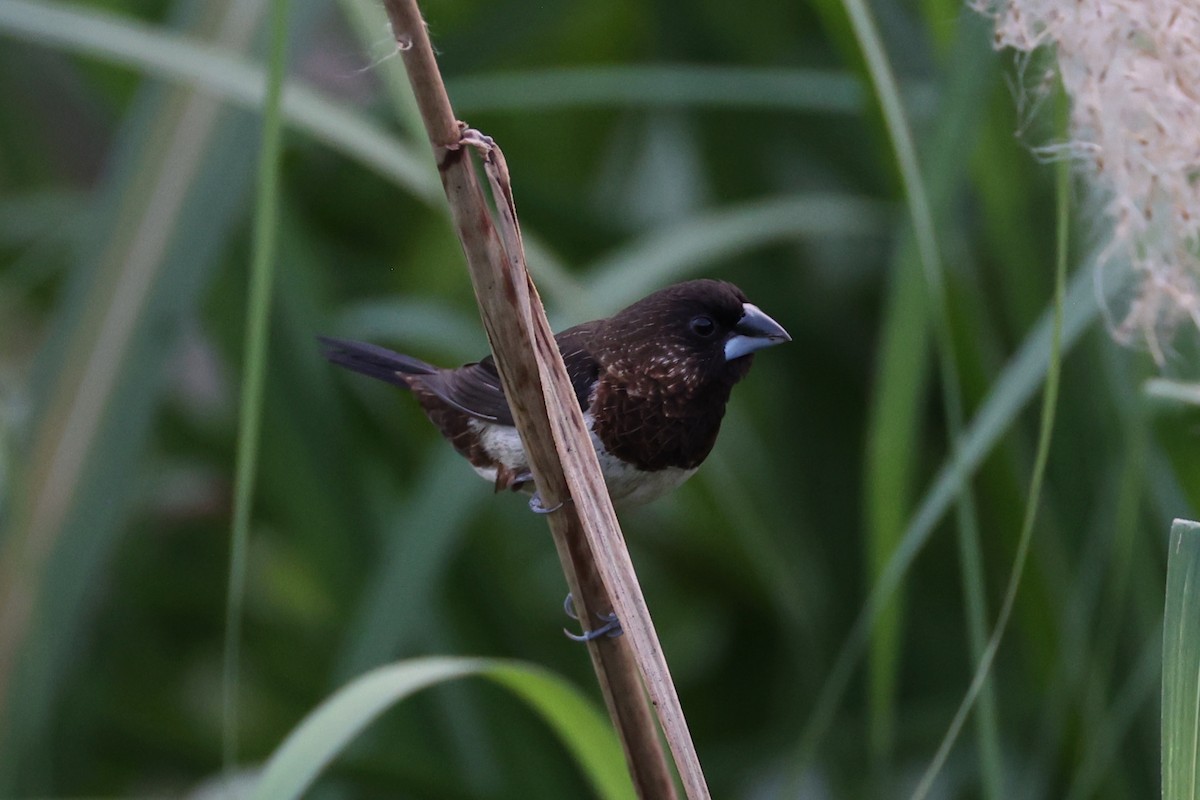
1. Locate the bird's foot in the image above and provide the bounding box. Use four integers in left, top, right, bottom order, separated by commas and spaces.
456, 126, 495, 154
562, 593, 623, 642
529, 491, 566, 514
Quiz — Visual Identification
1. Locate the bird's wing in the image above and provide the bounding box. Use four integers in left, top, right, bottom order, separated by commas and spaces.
417, 360, 510, 422
413, 322, 601, 425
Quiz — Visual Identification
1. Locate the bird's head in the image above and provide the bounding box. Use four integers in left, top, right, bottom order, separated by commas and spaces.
594, 279, 790, 392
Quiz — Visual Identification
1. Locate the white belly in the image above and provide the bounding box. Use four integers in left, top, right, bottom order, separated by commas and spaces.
467, 415, 697, 508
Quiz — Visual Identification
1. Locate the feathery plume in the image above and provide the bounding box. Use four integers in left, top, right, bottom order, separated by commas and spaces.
977, 1, 1200, 362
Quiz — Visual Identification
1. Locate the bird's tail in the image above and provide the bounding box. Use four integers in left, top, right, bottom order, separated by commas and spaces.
318, 336, 437, 389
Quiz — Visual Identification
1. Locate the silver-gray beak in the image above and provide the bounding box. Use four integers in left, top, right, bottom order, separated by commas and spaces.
724, 303, 791, 361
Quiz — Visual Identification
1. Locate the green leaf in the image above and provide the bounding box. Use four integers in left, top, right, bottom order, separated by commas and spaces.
0, 0, 437, 201
447, 65, 877, 114
580, 194, 888, 318
250, 657, 635, 800
1162, 518, 1200, 800
223, 0, 290, 773
0, 0, 272, 786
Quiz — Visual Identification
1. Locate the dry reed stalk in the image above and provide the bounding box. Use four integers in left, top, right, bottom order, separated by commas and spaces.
379, 1, 710, 797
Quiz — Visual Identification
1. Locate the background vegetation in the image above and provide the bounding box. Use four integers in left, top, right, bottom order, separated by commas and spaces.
1, 0, 1196, 797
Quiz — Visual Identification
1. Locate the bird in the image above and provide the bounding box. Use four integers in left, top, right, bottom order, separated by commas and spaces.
320, 279, 790, 512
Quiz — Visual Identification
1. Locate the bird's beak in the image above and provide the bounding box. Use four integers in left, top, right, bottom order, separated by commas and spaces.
724, 303, 791, 361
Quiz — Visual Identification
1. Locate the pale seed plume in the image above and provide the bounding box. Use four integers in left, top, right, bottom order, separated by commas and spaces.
976, 0, 1200, 362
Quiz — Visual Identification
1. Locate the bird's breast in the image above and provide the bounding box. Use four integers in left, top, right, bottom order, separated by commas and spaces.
589, 427, 699, 506
588, 375, 730, 472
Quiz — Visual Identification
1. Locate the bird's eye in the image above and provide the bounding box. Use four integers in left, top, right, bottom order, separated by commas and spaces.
690, 315, 717, 337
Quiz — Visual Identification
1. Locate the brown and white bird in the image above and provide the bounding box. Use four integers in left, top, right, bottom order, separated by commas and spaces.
320, 279, 790, 509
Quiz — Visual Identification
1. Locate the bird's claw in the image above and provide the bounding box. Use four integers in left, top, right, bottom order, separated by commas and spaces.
529, 491, 565, 514
455, 126, 497, 158
562, 593, 623, 642
564, 613, 623, 642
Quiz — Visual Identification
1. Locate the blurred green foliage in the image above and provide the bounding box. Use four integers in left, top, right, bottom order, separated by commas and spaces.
1, 0, 1197, 797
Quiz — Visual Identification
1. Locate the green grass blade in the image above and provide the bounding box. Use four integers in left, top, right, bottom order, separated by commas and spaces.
835, 0, 997, 787
580, 194, 888, 317
16, 0, 592, 317
1163, 518, 1200, 800
909, 133, 1072, 800
223, 0, 289, 774
446, 65, 884, 114
249, 657, 634, 800
798, 250, 1107, 770
862, 16, 997, 767
864, 240, 928, 764
0, 0, 587, 310
0, 0, 438, 202
0, 0, 272, 787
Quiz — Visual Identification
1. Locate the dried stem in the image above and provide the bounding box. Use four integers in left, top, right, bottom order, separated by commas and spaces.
379, 1, 707, 797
